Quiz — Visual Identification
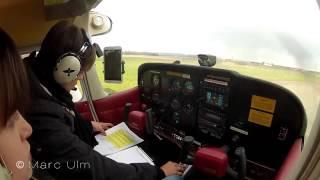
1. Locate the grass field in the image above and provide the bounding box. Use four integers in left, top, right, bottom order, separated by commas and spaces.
94, 54, 320, 138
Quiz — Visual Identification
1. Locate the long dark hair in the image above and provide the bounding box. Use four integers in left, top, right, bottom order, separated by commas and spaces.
31, 20, 96, 91
0, 28, 30, 126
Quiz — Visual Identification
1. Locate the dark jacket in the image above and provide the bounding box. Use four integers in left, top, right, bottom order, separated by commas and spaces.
25, 70, 165, 180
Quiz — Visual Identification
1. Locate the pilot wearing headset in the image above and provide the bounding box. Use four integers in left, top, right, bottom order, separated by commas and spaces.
25, 21, 185, 180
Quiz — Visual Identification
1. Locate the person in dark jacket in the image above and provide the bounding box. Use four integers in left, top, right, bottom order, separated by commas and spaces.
25, 21, 185, 180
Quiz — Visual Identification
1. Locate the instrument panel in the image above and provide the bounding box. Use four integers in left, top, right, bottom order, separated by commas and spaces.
138, 63, 306, 178
141, 70, 198, 130
198, 77, 230, 140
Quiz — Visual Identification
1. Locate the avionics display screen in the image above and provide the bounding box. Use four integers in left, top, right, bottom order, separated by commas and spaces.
206, 91, 224, 108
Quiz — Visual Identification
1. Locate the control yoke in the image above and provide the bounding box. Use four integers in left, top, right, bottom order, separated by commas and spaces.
123, 102, 132, 123
180, 135, 247, 179
193, 145, 247, 179
145, 108, 154, 135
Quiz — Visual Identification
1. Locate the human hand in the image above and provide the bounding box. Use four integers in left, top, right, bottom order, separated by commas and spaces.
91, 121, 114, 135
160, 161, 187, 176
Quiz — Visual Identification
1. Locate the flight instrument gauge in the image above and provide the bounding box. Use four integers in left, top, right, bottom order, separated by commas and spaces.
151, 74, 160, 88
183, 81, 194, 95
171, 80, 182, 93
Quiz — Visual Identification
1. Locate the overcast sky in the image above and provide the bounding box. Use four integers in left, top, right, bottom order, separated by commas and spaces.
93, 0, 320, 71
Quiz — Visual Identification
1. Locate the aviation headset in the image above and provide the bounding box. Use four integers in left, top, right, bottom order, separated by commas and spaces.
53, 29, 93, 85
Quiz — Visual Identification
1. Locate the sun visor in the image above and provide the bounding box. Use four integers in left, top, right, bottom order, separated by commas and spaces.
44, 0, 102, 20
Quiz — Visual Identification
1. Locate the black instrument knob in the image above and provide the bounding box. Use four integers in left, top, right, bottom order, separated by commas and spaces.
171, 99, 181, 111
183, 136, 194, 146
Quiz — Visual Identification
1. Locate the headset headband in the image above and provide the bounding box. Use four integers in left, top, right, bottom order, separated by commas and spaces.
76, 29, 93, 61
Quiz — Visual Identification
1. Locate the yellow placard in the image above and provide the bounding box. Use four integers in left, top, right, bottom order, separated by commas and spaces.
251, 95, 276, 113
248, 109, 273, 127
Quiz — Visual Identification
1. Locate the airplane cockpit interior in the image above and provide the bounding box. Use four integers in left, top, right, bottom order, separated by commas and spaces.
130, 61, 306, 180
1, 0, 315, 179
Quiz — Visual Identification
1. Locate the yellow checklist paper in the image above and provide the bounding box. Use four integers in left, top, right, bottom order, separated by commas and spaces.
94, 122, 143, 155
105, 129, 135, 149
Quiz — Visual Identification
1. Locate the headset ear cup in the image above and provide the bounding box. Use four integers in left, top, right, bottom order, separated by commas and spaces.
53, 55, 81, 84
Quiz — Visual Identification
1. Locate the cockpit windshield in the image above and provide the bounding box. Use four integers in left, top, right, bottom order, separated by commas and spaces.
92, 0, 320, 139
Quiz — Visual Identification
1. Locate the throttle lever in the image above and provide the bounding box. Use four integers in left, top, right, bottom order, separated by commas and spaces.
179, 136, 194, 163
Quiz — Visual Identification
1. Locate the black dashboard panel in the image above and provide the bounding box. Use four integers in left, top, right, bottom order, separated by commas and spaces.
138, 63, 306, 175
